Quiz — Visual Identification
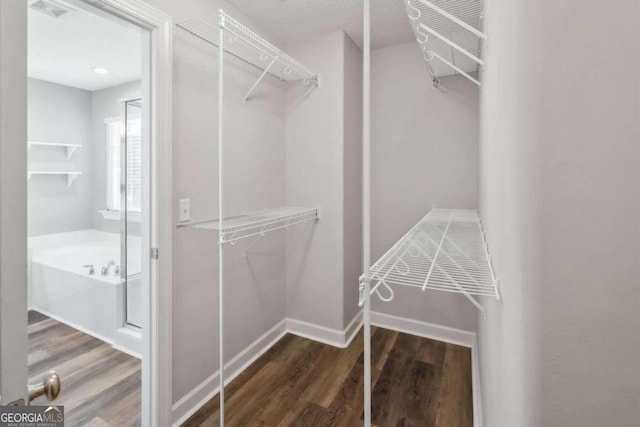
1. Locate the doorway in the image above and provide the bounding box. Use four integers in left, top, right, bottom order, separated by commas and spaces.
0, 0, 172, 425
27, 0, 146, 423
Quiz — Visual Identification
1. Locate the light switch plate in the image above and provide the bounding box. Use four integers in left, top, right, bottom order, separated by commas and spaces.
179, 198, 191, 223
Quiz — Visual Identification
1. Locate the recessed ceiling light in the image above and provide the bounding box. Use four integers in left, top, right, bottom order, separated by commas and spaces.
92, 67, 109, 75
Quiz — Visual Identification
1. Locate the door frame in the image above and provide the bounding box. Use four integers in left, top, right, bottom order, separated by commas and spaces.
94, 1, 173, 425
0, 0, 173, 425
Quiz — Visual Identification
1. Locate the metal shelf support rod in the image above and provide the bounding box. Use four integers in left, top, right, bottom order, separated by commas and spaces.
243, 56, 279, 102
218, 10, 225, 427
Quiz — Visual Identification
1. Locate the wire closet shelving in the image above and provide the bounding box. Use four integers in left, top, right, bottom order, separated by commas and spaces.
177, 10, 320, 427
184, 206, 320, 245
361, 208, 500, 317
404, 0, 487, 88
178, 11, 319, 102
361, 2, 495, 424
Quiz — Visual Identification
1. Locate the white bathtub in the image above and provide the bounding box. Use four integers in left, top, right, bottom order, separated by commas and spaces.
28, 230, 142, 355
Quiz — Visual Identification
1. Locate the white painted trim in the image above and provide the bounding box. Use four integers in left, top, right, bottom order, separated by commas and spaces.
286, 318, 347, 348
287, 310, 363, 348
85, 2, 173, 426
114, 326, 143, 359
472, 337, 483, 427
344, 310, 363, 347
112, 343, 142, 359
171, 319, 288, 426
29, 308, 114, 346
370, 311, 476, 348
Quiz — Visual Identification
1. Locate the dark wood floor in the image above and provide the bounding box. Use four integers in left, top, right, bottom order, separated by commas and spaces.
28, 310, 141, 427
183, 327, 473, 427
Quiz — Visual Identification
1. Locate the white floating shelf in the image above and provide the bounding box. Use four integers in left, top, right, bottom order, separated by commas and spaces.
363, 208, 499, 316
181, 206, 320, 245
27, 171, 82, 186
27, 141, 82, 159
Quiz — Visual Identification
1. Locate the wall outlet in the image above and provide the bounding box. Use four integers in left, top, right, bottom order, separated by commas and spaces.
179, 199, 191, 223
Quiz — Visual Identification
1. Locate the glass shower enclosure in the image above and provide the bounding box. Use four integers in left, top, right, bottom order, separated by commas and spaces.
122, 98, 143, 329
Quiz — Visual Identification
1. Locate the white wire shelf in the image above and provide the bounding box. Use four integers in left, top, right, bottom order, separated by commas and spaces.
362, 208, 499, 315
180, 206, 320, 245
177, 10, 319, 100
404, 0, 486, 88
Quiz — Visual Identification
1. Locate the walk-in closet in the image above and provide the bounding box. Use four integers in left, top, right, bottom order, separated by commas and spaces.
173, 0, 488, 425
2, 0, 638, 425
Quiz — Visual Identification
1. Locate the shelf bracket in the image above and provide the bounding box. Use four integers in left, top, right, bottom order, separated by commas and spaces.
66, 145, 79, 160
243, 224, 269, 257
243, 55, 279, 103
67, 173, 79, 186
358, 276, 368, 307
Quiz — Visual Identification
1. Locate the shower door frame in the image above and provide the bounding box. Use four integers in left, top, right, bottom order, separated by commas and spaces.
121, 97, 143, 329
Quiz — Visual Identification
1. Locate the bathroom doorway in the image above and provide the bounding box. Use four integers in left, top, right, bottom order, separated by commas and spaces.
0, 0, 171, 423
26, 0, 146, 423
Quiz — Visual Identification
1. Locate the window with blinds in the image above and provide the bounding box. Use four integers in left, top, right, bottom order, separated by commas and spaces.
105, 116, 142, 213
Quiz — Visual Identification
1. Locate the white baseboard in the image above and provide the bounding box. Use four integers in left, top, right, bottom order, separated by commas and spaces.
171, 319, 288, 426
344, 310, 363, 347
370, 311, 476, 348
472, 337, 483, 427
29, 307, 115, 346
287, 310, 362, 349
113, 327, 142, 359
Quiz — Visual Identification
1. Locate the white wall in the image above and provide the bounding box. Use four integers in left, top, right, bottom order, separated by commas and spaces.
145, 0, 289, 405
285, 31, 346, 331
90, 80, 141, 234
370, 43, 479, 332
27, 78, 92, 236
285, 31, 363, 332
478, 0, 640, 426
0, 0, 29, 402
343, 35, 363, 326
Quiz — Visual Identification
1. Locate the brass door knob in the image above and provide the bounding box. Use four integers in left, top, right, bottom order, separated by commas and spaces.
28, 370, 61, 403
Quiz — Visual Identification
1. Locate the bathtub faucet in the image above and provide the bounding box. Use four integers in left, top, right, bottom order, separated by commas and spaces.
83, 264, 95, 275
101, 260, 117, 276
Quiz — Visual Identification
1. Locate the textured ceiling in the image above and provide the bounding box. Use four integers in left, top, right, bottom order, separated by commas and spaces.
226, 0, 415, 49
